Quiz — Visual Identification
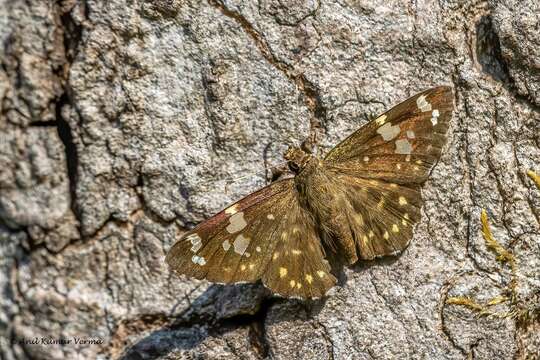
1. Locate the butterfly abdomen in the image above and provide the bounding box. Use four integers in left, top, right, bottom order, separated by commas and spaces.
292, 161, 359, 264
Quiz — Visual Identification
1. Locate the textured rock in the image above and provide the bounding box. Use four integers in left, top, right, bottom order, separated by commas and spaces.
0, 125, 78, 251
0, 0, 538, 359
490, 0, 540, 105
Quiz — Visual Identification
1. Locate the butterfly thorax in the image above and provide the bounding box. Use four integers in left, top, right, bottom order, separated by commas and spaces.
284, 146, 327, 217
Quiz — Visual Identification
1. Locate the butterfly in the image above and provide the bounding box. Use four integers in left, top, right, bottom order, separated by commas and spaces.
166, 86, 454, 299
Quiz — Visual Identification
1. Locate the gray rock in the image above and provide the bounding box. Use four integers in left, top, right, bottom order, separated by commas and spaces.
0, 125, 79, 251
0, 0, 538, 359
490, 0, 540, 105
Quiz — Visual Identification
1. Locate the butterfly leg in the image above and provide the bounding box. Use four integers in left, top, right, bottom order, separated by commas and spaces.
266, 162, 289, 183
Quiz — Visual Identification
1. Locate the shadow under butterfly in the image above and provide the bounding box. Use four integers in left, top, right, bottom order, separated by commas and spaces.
166, 86, 454, 299
117, 283, 327, 359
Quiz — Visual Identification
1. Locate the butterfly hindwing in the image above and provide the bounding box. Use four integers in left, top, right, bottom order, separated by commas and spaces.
327, 172, 422, 260
322, 86, 454, 259
166, 179, 336, 298
261, 204, 336, 298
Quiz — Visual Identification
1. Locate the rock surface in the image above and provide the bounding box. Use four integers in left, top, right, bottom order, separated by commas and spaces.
0, 0, 538, 359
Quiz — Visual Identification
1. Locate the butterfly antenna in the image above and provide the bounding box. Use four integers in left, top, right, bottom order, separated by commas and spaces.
223, 171, 265, 195
223, 161, 289, 195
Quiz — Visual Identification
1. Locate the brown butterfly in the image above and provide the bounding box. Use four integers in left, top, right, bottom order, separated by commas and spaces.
166, 86, 454, 299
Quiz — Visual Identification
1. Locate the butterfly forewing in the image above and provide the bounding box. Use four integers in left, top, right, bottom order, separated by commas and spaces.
166, 179, 291, 282
322, 86, 453, 259
166, 178, 336, 298
325, 86, 453, 183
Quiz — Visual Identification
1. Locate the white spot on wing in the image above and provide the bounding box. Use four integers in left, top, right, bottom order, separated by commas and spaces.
395, 139, 413, 154
225, 204, 238, 215
375, 115, 387, 125
266, 214, 275, 220
431, 109, 440, 126
376, 122, 400, 141
233, 234, 250, 256
226, 212, 247, 233
256, 246, 261, 252
187, 233, 202, 253
416, 95, 432, 112
191, 255, 206, 266
222, 240, 231, 251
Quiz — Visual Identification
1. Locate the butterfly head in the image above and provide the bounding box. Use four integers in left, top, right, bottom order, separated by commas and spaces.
284, 146, 312, 174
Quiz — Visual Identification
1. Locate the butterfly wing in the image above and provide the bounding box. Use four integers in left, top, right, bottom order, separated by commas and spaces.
166, 178, 336, 298
324, 86, 454, 259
